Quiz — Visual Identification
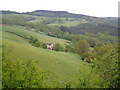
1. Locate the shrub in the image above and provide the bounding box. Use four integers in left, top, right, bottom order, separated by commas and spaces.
41, 43, 47, 49
35, 41, 41, 47
2, 52, 45, 88
29, 36, 38, 44
64, 44, 75, 53
53, 43, 63, 51
93, 44, 119, 88
82, 52, 95, 63
75, 40, 90, 55
2, 47, 56, 88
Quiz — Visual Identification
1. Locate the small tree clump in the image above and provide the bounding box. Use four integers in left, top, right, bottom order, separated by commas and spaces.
53, 43, 63, 51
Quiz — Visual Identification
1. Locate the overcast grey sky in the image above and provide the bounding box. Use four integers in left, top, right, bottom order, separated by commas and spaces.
0, 0, 119, 17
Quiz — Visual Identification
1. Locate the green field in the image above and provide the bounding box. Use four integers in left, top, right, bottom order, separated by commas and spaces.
1, 10, 119, 88
2, 25, 69, 46
1, 25, 105, 88
28, 16, 84, 27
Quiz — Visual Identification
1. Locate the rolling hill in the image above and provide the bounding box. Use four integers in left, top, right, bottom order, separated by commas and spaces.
1, 10, 118, 36
1, 25, 104, 88
2, 25, 69, 46
23, 10, 89, 18
1, 10, 119, 88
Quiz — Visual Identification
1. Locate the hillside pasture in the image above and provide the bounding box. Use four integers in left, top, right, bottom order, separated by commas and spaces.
2, 25, 69, 46
2, 25, 103, 88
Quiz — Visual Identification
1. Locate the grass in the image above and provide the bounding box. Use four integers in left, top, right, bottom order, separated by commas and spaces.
47, 20, 81, 27
2, 25, 103, 88
2, 25, 69, 46
2, 33, 81, 87
61, 20, 80, 27
2, 25, 81, 87
29, 16, 84, 27
3, 39, 81, 87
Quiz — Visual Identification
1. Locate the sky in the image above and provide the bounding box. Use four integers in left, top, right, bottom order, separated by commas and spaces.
0, 0, 119, 17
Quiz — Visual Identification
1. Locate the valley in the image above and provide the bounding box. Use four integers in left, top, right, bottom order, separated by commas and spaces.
1, 10, 119, 88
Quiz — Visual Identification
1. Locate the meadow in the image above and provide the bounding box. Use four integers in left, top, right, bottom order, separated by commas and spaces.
1, 25, 105, 88
2, 25, 69, 46
1, 10, 119, 88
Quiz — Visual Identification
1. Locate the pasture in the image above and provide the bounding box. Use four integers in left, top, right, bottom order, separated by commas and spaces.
2, 25, 103, 88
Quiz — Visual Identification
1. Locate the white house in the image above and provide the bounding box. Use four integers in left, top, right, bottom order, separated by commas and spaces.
47, 43, 54, 50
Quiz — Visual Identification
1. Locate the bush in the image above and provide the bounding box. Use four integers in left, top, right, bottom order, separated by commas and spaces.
75, 40, 90, 55
35, 41, 41, 47
53, 43, 63, 51
82, 52, 95, 63
87, 38, 99, 47
64, 44, 75, 53
92, 44, 119, 88
29, 36, 38, 44
41, 43, 47, 49
2, 51, 46, 88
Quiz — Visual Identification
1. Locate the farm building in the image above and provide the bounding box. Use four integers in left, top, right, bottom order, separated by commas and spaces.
47, 43, 54, 50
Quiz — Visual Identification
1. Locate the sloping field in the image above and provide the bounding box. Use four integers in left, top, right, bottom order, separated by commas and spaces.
2, 25, 102, 88
2, 25, 69, 46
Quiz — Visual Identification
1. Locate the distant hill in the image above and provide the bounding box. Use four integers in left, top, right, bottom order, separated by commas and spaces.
64, 23, 118, 36
23, 10, 90, 18
1, 10, 19, 14
1, 10, 118, 36
33, 10, 69, 14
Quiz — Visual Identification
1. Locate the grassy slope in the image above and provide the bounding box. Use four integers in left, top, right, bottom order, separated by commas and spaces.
2, 25, 81, 87
2, 25, 69, 46
2, 25, 102, 88
29, 16, 82, 27
48, 20, 81, 27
